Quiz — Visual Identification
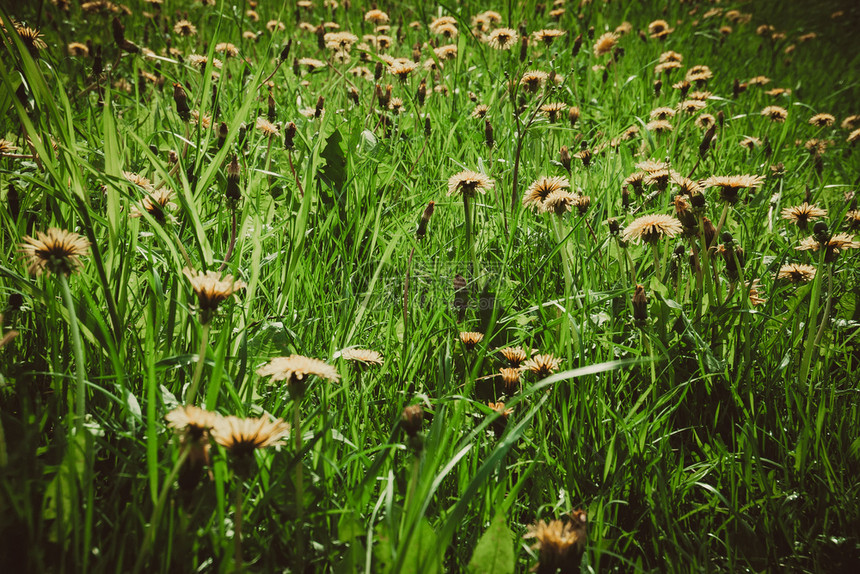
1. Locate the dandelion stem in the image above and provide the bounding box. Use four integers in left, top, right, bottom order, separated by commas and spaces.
59, 273, 86, 434
185, 322, 211, 405
234, 479, 244, 573
463, 194, 479, 281
293, 397, 305, 569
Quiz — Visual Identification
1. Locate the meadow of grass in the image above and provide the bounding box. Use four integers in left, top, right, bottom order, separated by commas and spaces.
1, 0, 859, 572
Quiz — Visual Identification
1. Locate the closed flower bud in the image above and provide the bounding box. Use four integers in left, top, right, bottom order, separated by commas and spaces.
284, 121, 297, 149
699, 124, 716, 158
401, 405, 424, 438
571, 33, 582, 57
559, 146, 571, 172
279, 39, 292, 62
173, 83, 190, 122
632, 284, 648, 325
226, 155, 241, 202
484, 119, 494, 148
416, 201, 435, 240
417, 78, 427, 106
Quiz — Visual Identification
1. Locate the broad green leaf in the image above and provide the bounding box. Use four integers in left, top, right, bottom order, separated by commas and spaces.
467, 514, 515, 574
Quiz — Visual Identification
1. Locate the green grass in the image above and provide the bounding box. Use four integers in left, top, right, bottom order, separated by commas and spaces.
1, 0, 860, 572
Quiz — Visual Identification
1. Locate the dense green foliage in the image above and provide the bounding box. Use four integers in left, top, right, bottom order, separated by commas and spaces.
1, 0, 859, 572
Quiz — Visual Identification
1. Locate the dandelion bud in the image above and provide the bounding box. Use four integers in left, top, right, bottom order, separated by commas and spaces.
169, 150, 178, 165
237, 122, 248, 150
279, 39, 292, 62
93, 46, 103, 76
173, 83, 190, 122
314, 95, 324, 118
412, 42, 421, 62
732, 78, 746, 99
653, 79, 662, 96
225, 155, 241, 202
7, 183, 19, 220
484, 119, 494, 149
813, 221, 830, 245
416, 201, 435, 240
576, 195, 591, 216
690, 191, 706, 212
292, 57, 300, 75
112, 17, 139, 53
401, 405, 424, 449
622, 186, 631, 210
424, 116, 431, 136
702, 217, 717, 248
571, 33, 583, 57
632, 284, 647, 325
267, 91, 276, 122
374, 61, 383, 80
416, 78, 427, 106
699, 124, 716, 158
316, 24, 326, 50
568, 106, 580, 127
587, 26, 595, 39
217, 121, 228, 149
284, 121, 297, 150
488, 402, 511, 437
559, 146, 571, 172
519, 35, 528, 62
578, 148, 592, 167
347, 86, 359, 105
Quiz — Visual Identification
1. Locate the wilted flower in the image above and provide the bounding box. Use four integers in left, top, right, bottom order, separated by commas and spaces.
173, 19, 197, 37
499, 368, 521, 393
341, 348, 384, 367
650, 107, 676, 120
524, 512, 587, 573
523, 353, 561, 379
703, 174, 765, 204
257, 354, 340, 385
211, 415, 290, 459
20, 228, 90, 276
761, 105, 788, 122
777, 263, 816, 283
809, 113, 835, 127
520, 70, 549, 92
500, 346, 529, 368
459, 331, 484, 350
686, 65, 713, 84
183, 268, 246, 323
488, 28, 518, 50
540, 102, 567, 123
622, 214, 683, 244
523, 176, 570, 210
593, 32, 619, 56
130, 188, 176, 224
255, 117, 280, 137
781, 203, 827, 230
447, 170, 494, 197
648, 19, 673, 39
645, 119, 673, 133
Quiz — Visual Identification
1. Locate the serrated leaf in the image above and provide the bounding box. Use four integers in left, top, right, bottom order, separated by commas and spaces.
468, 514, 515, 574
